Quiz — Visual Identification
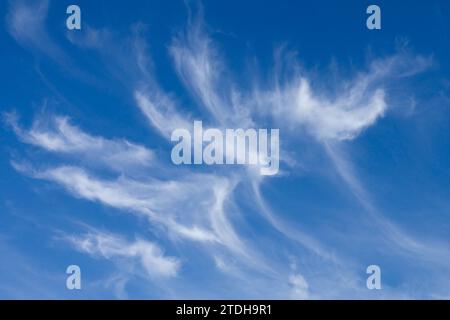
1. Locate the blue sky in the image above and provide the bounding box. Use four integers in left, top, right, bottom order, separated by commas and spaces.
1, 0, 450, 299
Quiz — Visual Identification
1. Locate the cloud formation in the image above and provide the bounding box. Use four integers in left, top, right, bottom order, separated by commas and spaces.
6, 113, 154, 172
252, 52, 432, 141
66, 231, 180, 278
5, 0, 446, 299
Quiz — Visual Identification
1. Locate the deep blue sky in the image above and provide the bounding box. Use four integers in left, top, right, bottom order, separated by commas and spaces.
1, 0, 450, 299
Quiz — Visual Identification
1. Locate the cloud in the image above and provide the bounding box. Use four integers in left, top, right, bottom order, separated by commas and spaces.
250, 179, 336, 261
288, 273, 309, 299
67, 24, 193, 139
252, 52, 432, 141
170, 16, 253, 127
6, 113, 154, 172
66, 231, 180, 278
12, 158, 280, 285
66, 25, 111, 50
6, 0, 70, 65
134, 90, 191, 139
324, 141, 450, 263
168, 13, 432, 144
273, 78, 386, 141
6, 3, 444, 299
13, 164, 244, 245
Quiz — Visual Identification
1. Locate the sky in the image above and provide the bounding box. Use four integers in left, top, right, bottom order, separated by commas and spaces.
1, 0, 450, 299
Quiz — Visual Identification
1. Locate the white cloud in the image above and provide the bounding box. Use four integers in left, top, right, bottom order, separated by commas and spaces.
7, 4, 444, 299
323, 141, 450, 263
134, 90, 191, 139
253, 53, 432, 142
66, 231, 180, 278
250, 179, 336, 262
68, 25, 193, 139
289, 273, 309, 299
14, 164, 244, 246
7, 0, 70, 66
7, 114, 154, 172
277, 78, 386, 141
66, 26, 111, 50
170, 18, 253, 127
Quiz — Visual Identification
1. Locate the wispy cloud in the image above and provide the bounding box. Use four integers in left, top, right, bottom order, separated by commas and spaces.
324, 141, 450, 264
65, 230, 180, 278
134, 90, 191, 139
66, 24, 194, 139
6, 1, 446, 299
252, 52, 432, 141
6, 0, 67, 63
6, 113, 155, 172
288, 273, 309, 299
170, 15, 253, 127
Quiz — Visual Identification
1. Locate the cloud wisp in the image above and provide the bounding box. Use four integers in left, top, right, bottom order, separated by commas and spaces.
7, 0, 67, 63
6, 113, 155, 173
65, 230, 180, 279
